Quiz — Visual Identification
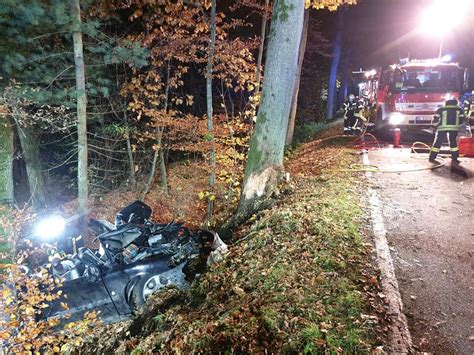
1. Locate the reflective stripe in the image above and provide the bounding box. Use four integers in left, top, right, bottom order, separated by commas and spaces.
450, 147, 459, 152
438, 106, 463, 131
437, 125, 459, 131
430, 147, 440, 152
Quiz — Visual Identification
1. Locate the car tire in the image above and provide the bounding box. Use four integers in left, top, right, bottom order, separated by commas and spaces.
129, 274, 151, 314
129, 273, 169, 314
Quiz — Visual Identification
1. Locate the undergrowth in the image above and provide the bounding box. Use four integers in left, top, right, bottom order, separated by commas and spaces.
292, 121, 327, 146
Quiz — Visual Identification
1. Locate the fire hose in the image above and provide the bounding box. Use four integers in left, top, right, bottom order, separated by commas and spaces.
319, 133, 448, 173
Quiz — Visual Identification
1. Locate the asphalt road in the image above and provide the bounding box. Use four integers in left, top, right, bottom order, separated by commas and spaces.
366, 141, 474, 354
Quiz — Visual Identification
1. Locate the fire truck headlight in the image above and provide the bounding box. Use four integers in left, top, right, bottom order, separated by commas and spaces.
389, 113, 404, 125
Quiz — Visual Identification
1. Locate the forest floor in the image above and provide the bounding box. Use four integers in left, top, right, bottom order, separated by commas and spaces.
71, 126, 393, 353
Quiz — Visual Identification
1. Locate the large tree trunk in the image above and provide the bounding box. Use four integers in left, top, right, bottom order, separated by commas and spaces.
0, 118, 14, 204
16, 124, 46, 210
222, 0, 304, 236
205, 0, 217, 226
71, 0, 88, 221
285, 9, 309, 146
326, 8, 345, 120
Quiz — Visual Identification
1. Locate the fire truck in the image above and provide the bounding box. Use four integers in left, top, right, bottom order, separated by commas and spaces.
363, 58, 469, 135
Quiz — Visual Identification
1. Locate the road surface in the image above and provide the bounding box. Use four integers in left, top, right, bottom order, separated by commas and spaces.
366, 143, 473, 353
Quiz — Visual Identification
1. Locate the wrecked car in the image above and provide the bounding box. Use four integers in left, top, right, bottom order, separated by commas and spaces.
25, 201, 227, 323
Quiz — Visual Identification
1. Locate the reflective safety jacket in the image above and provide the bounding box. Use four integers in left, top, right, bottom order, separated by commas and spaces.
343, 101, 359, 118
433, 102, 465, 132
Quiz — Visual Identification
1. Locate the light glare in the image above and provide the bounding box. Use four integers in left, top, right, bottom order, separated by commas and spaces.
419, 0, 468, 37
389, 113, 404, 125
34, 215, 66, 241
441, 54, 452, 62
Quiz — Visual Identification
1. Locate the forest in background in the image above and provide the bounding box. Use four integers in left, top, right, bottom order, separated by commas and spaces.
0, 0, 352, 228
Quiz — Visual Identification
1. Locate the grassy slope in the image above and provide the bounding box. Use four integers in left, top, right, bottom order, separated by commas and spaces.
76, 129, 387, 353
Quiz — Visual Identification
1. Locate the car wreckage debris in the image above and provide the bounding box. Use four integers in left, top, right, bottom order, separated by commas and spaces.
20, 201, 228, 324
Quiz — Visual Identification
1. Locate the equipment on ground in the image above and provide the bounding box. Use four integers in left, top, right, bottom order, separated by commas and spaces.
459, 137, 474, 157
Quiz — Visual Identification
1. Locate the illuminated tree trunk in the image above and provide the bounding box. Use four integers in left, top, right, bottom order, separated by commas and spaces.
71, 0, 88, 220
205, 0, 217, 226
223, 0, 304, 235
285, 9, 309, 146
326, 8, 345, 120
0, 118, 14, 204
16, 124, 46, 210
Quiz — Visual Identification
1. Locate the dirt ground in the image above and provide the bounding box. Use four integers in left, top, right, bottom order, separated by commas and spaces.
366, 140, 474, 353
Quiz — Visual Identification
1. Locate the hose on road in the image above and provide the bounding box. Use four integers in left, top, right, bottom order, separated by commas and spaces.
322, 133, 448, 173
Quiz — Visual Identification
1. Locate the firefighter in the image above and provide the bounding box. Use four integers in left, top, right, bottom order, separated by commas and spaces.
429, 98, 465, 163
343, 94, 358, 134
360, 90, 371, 109
462, 90, 473, 121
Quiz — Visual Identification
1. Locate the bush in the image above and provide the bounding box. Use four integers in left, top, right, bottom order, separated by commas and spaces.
292, 122, 327, 145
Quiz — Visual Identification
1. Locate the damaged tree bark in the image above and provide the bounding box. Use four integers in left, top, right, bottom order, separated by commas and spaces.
220, 0, 305, 237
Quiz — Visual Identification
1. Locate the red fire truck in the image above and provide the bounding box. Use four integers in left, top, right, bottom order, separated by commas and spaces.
369, 58, 469, 135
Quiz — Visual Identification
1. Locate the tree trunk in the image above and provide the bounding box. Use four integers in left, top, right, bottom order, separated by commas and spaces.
142, 63, 170, 198
124, 114, 136, 188
158, 128, 168, 194
223, 0, 304, 236
16, 124, 46, 210
285, 9, 309, 146
338, 72, 349, 108
205, 0, 217, 226
0, 118, 14, 205
117, 65, 137, 188
326, 8, 345, 120
71, 0, 88, 220
254, 0, 270, 96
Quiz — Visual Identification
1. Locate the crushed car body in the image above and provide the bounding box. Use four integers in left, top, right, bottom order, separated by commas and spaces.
24, 201, 227, 324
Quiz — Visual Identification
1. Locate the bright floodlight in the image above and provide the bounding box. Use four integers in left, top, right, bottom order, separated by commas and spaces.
34, 215, 66, 241
419, 0, 468, 36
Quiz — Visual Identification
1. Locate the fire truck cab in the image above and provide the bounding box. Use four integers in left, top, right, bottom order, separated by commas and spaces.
374, 58, 469, 134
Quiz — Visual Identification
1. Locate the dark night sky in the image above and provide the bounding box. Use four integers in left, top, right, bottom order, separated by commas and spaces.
341, 0, 474, 82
